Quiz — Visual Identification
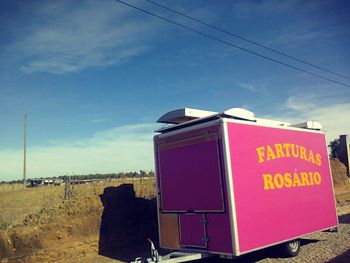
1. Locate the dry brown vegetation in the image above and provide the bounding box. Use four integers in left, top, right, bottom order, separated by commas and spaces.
0, 178, 156, 263
0, 160, 349, 263
0, 178, 155, 229
330, 159, 350, 216
0, 185, 63, 230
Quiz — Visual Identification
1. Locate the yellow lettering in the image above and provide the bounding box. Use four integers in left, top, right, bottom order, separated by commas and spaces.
274, 173, 284, 188
308, 150, 315, 164
284, 173, 292, 188
257, 143, 322, 167
291, 144, 299, 158
262, 171, 322, 190
256, 146, 265, 163
293, 172, 302, 186
262, 174, 275, 190
314, 172, 321, 185
301, 172, 310, 186
275, 144, 285, 158
315, 154, 322, 166
299, 146, 307, 161
283, 143, 291, 157
266, 145, 276, 161
309, 172, 314, 185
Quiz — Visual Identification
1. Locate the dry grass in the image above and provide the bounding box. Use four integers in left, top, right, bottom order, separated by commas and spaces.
0, 183, 25, 192
0, 184, 63, 229
0, 178, 156, 231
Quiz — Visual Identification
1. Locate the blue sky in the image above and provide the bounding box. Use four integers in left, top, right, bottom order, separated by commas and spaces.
0, 0, 349, 180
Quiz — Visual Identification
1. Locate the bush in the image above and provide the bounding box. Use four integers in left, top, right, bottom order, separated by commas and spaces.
329, 138, 340, 158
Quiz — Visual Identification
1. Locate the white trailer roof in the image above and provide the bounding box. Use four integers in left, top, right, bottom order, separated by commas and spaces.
157, 108, 217, 124
288, 121, 323, 130
156, 107, 322, 133
157, 107, 255, 124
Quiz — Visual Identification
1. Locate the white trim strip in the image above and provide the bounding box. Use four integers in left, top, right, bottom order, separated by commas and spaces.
221, 119, 240, 255
324, 135, 340, 226
153, 137, 163, 247
224, 118, 324, 134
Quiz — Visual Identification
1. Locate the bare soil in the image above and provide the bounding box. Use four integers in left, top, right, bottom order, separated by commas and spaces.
0, 160, 349, 263
0, 178, 157, 263
330, 159, 350, 187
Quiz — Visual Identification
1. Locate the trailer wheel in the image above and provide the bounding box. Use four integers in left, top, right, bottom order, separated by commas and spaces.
282, 239, 300, 257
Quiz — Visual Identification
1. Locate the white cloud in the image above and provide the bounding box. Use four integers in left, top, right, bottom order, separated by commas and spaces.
0, 123, 158, 181
11, 0, 161, 74
270, 23, 335, 48
236, 82, 270, 95
237, 82, 258, 92
230, 0, 297, 18
284, 94, 350, 141
265, 88, 350, 142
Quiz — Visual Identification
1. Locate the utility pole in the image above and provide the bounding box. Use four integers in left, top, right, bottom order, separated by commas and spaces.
23, 111, 27, 186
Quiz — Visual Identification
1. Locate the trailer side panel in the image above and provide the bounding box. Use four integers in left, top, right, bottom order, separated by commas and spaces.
227, 122, 338, 253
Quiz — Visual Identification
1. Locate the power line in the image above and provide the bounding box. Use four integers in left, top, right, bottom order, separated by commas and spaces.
146, 0, 350, 81
114, 0, 350, 88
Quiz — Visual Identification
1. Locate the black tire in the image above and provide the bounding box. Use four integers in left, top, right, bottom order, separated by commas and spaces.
281, 239, 300, 257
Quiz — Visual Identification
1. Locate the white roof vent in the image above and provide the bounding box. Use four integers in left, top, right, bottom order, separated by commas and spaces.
157, 108, 217, 124
256, 118, 290, 127
289, 121, 323, 130
223, 108, 255, 121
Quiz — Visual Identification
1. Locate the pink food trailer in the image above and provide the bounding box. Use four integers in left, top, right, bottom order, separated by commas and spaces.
153, 107, 338, 260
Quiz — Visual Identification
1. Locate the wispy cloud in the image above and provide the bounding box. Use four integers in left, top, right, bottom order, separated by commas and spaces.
0, 123, 158, 181
230, 0, 299, 17
285, 97, 350, 140
236, 82, 270, 95
91, 117, 109, 124
229, 1, 343, 50
237, 82, 257, 92
266, 87, 350, 142
10, 1, 161, 74
269, 22, 335, 48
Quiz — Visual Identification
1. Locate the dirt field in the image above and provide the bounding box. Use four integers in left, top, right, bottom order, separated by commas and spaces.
0, 178, 156, 263
0, 159, 349, 263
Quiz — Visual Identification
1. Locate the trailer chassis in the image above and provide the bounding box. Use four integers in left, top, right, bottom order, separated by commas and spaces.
132, 240, 214, 263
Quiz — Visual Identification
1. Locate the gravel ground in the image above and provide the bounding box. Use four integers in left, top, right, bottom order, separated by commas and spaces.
245, 214, 350, 262
195, 214, 350, 263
